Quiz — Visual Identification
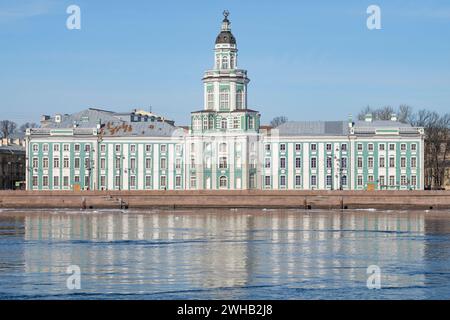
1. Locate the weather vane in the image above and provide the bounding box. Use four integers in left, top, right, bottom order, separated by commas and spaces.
223, 10, 229, 19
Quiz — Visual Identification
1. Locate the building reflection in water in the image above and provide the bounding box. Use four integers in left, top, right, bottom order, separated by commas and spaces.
15, 209, 436, 298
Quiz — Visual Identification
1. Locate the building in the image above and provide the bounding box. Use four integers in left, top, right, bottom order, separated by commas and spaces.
25, 12, 425, 191
0, 143, 26, 190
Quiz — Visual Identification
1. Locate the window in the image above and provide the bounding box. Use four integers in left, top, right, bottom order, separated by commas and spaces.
230, 54, 235, 68
295, 175, 302, 186
219, 157, 228, 169
401, 157, 406, 168
411, 157, 417, 168
327, 157, 332, 168
115, 157, 121, 170
43, 157, 49, 169
130, 144, 136, 153
115, 176, 121, 188
53, 176, 59, 187
145, 176, 152, 188
280, 157, 286, 169
357, 143, 363, 151
326, 143, 332, 151
236, 90, 244, 109
160, 158, 167, 170
100, 144, 106, 153
74, 157, 80, 169
401, 175, 407, 186
341, 144, 347, 151
280, 144, 286, 152
115, 144, 121, 153
248, 117, 254, 129
63, 144, 69, 152
311, 144, 317, 151
85, 144, 90, 152
32, 176, 38, 187
265, 176, 271, 187
389, 157, 395, 168
207, 87, 214, 109
220, 88, 230, 110
32, 157, 38, 168
191, 157, 195, 168
63, 176, 69, 187
295, 157, 301, 169
176, 158, 181, 170
100, 176, 106, 188
368, 175, 374, 183
43, 144, 49, 152
357, 157, 363, 168
53, 158, 60, 169
32, 144, 39, 152
368, 157, 374, 168
311, 175, 317, 186
176, 144, 182, 154
160, 176, 167, 188
265, 158, 271, 169
411, 175, 417, 186
221, 118, 227, 129
341, 157, 347, 168
233, 117, 239, 129
84, 176, 90, 188
222, 55, 228, 69
175, 176, 181, 188
74, 176, 80, 183
368, 144, 374, 151
75, 144, 80, 152
379, 176, 385, 187
145, 144, 152, 153
84, 158, 90, 169
311, 157, 317, 168
43, 176, 49, 187
295, 144, 301, 152
160, 144, 167, 153
53, 144, 59, 152
190, 176, 196, 188
100, 158, 106, 170
411, 143, 417, 151
378, 144, 385, 151
219, 176, 228, 188
357, 175, 363, 186
280, 176, 286, 187
401, 144, 406, 151
265, 144, 271, 152
326, 175, 332, 186
389, 176, 395, 186
341, 175, 347, 186
130, 158, 136, 170
379, 157, 385, 168
130, 176, 136, 188
389, 144, 395, 151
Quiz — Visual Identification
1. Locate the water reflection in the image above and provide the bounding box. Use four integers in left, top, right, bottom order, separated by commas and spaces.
0, 209, 449, 299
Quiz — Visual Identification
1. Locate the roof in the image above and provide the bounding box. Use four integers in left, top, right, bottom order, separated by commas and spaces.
0, 145, 25, 154
354, 120, 412, 128
276, 121, 349, 136
216, 30, 236, 45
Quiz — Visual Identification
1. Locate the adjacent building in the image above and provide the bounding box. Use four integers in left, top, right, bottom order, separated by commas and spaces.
25, 12, 425, 191
0, 139, 26, 190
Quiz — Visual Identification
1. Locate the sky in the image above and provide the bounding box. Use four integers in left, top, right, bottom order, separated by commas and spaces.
1, 0, 449, 126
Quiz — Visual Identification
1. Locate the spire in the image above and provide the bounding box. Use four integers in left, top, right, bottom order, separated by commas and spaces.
221, 10, 230, 31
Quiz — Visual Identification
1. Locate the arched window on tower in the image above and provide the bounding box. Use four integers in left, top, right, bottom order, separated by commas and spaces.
219, 88, 230, 110
216, 54, 220, 69
222, 55, 229, 69
236, 90, 244, 109
207, 87, 214, 109
230, 55, 235, 69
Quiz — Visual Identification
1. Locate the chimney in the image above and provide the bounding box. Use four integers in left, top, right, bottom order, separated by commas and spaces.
365, 113, 373, 122
348, 114, 354, 128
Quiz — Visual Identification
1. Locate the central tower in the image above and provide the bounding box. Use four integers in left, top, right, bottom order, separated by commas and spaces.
202, 10, 250, 112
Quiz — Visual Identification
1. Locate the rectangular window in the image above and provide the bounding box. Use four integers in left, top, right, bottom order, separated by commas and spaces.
43, 144, 49, 152
326, 143, 332, 151
341, 157, 347, 169
389, 157, 395, 168
146, 158, 152, 170
401, 144, 406, 151
53, 176, 59, 187
341, 175, 347, 186
280, 157, 286, 169
42, 176, 49, 187
341, 144, 347, 151
357, 157, 363, 168
75, 144, 80, 152
115, 157, 121, 170
411, 143, 417, 151
295, 175, 301, 186
326, 175, 332, 186
379, 157, 385, 168
219, 157, 228, 169
190, 176, 196, 188
32, 144, 39, 152
368, 157, 374, 168
280, 176, 286, 187
84, 176, 90, 188
130, 176, 136, 188
411, 175, 417, 186
73, 157, 79, 169
32, 176, 38, 187
368, 175, 374, 183
160, 158, 167, 170
53, 144, 60, 152
357, 143, 363, 151
265, 144, 271, 152
295, 144, 301, 151
115, 176, 121, 188
368, 144, 374, 151
63, 144, 69, 152
311, 175, 317, 186
100, 176, 106, 187
379, 176, 385, 187
130, 144, 136, 153
280, 144, 286, 151
43, 157, 49, 169
74, 176, 80, 183
63, 176, 69, 187
160, 176, 167, 188
401, 175, 407, 186
311, 157, 317, 169
115, 144, 121, 153
145, 176, 152, 188
357, 175, 363, 186
145, 144, 152, 153
32, 157, 38, 168
389, 144, 395, 151
100, 158, 106, 170
295, 157, 301, 169
265, 176, 271, 187
265, 158, 271, 169
311, 144, 317, 151
100, 144, 106, 153
379, 143, 385, 151
389, 176, 395, 186
219, 88, 230, 110
176, 158, 181, 170
53, 158, 60, 169
175, 144, 182, 154
327, 157, 332, 169
411, 157, 417, 168
401, 157, 406, 168
175, 176, 181, 187
84, 158, 90, 169
160, 144, 167, 153
130, 158, 136, 170
85, 144, 90, 152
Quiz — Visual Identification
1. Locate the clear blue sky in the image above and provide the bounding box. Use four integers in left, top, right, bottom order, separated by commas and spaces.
1, 0, 449, 126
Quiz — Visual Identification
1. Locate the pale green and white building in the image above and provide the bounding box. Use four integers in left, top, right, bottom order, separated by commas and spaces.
25, 12, 425, 191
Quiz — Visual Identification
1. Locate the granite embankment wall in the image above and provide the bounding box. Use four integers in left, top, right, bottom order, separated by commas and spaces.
0, 190, 450, 210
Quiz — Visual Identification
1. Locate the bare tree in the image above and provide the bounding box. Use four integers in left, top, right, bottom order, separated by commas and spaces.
270, 116, 288, 128
19, 122, 39, 133
0, 120, 17, 139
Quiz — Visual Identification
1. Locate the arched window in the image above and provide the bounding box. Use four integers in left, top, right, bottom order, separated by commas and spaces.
236, 90, 244, 109
230, 55, 235, 69
219, 176, 228, 188
222, 55, 229, 69
221, 118, 227, 129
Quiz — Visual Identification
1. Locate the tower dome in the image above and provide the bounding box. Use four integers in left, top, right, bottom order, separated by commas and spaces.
215, 10, 236, 45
